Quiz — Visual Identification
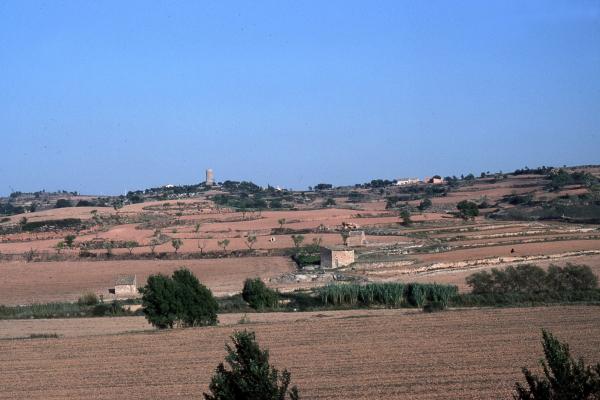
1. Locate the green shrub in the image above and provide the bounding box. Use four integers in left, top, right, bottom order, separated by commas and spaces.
423, 301, 446, 313
140, 268, 218, 328
457, 200, 479, 219
204, 330, 300, 400
77, 292, 99, 306
242, 278, 279, 310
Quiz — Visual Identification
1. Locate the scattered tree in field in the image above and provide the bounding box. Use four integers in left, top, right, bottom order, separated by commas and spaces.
242, 278, 279, 310
323, 198, 336, 207
278, 218, 286, 230
19, 216, 28, 226
291, 234, 305, 250
64, 234, 76, 249
125, 240, 138, 255
340, 230, 350, 246
171, 238, 183, 253
140, 268, 218, 329
514, 330, 600, 399
197, 239, 207, 254
218, 239, 230, 252
204, 330, 300, 400
418, 198, 432, 211
23, 248, 38, 262
104, 241, 114, 257
399, 209, 412, 226
55, 241, 65, 254
245, 234, 257, 250
149, 239, 159, 255
457, 200, 479, 220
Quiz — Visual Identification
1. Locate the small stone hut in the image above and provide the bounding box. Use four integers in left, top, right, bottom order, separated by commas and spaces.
346, 230, 366, 247
111, 275, 138, 297
320, 246, 355, 269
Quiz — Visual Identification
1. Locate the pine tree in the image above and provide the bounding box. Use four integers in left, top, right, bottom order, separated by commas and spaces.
204, 331, 299, 400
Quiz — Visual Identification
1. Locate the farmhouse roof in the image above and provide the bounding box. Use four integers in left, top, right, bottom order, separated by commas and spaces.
115, 275, 136, 286
322, 245, 353, 252
348, 230, 364, 237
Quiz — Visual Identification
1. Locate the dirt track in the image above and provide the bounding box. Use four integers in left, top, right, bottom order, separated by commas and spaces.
1, 306, 599, 399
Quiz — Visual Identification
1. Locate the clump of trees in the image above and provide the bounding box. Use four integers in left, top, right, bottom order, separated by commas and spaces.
204, 330, 300, 400
242, 278, 279, 310
55, 199, 73, 208
514, 330, 600, 399
456, 200, 479, 220
466, 264, 597, 295
418, 198, 432, 211
140, 268, 218, 329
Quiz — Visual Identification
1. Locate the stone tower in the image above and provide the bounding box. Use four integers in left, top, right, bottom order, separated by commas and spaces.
205, 168, 214, 186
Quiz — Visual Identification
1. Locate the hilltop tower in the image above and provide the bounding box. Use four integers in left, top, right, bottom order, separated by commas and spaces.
205, 168, 214, 186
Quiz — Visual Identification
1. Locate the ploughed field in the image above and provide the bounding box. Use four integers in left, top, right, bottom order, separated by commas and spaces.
1, 306, 599, 399
0, 257, 294, 305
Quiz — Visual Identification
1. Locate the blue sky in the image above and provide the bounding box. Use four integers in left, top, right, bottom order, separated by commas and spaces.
1, 1, 599, 195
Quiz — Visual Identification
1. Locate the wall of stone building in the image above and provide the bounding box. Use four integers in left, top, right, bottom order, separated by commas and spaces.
320, 248, 355, 268
115, 284, 138, 297
346, 232, 366, 247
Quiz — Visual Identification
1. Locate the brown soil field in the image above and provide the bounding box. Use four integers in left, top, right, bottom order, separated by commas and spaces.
414, 238, 600, 264
3, 206, 115, 224
0, 257, 294, 305
1, 306, 599, 399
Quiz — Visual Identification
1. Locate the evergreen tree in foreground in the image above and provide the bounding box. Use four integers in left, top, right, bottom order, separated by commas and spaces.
204, 331, 299, 400
514, 330, 600, 399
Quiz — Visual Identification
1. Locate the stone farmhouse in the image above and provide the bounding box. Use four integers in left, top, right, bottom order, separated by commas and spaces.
109, 275, 138, 298
320, 246, 355, 268
346, 230, 366, 246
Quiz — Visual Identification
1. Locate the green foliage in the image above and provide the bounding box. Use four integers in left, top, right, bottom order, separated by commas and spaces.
242, 278, 279, 310
290, 234, 305, 250
77, 292, 99, 306
466, 264, 598, 295
317, 283, 458, 308
399, 210, 412, 226
245, 234, 257, 250
418, 198, 432, 211
124, 240, 139, 254
292, 253, 321, 268
64, 234, 76, 248
314, 183, 332, 190
20, 218, 82, 232
0, 202, 25, 216
218, 239, 230, 251
323, 198, 336, 207
547, 169, 597, 191
171, 238, 183, 252
456, 200, 479, 219
204, 330, 300, 400
55, 198, 73, 208
514, 330, 600, 399
140, 268, 218, 329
